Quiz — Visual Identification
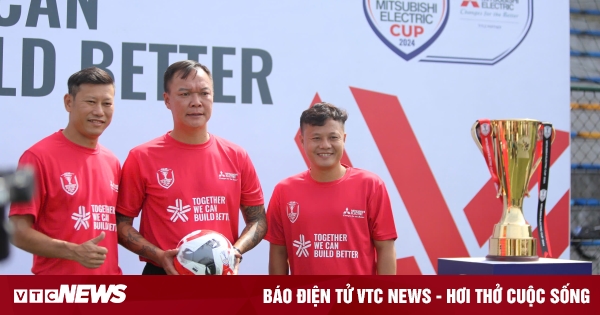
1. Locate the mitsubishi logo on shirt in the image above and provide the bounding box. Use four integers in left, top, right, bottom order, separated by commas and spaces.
218, 171, 239, 181
110, 180, 119, 192
343, 207, 365, 219
71, 206, 90, 230
293, 234, 311, 257
167, 199, 191, 222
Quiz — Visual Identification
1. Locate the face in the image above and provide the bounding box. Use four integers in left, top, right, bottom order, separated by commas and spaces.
64, 83, 115, 140
301, 119, 346, 172
163, 68, 213, 131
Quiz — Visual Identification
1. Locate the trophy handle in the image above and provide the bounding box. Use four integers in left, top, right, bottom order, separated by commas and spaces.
471, 121, 483, 152
549, 124, 557, 143
527, 124, 556, 192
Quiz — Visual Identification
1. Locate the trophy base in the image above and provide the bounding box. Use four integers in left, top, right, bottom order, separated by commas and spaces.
488, 237, 537, 259
485, 254, 539, 262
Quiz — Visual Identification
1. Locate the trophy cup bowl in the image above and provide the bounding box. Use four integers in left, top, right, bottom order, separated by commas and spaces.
472, 119, 555, 261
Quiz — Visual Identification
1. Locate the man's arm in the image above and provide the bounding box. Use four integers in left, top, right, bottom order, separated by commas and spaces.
269, 244, 289, 275
234, 204, 267, 253
231, 204, 267, 273
10, 214, 108, 269
374, 239, 396, 275
115, 213, 179, 274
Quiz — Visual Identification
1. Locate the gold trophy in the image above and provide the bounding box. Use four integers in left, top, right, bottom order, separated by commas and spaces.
472, 119, 555, 261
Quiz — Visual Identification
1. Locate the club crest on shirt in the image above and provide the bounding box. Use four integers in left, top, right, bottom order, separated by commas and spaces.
157, 168, 175, 189
60, 172, 78, 195
287, 201, 299, 223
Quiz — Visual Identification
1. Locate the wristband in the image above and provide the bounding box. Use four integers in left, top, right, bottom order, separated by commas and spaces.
233, 247, 243, 263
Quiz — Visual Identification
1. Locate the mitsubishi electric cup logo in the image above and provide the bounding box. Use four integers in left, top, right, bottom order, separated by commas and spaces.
157, 168, 175, 189
364, 0, 534, 65
60, 172, 79, 195
71, 206, 90, 230
287, 201, 299, 223
293, 234, 311, 257
364, 0, 449, 61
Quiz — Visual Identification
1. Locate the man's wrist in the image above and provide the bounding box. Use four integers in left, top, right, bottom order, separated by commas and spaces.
233, 246, 243, 263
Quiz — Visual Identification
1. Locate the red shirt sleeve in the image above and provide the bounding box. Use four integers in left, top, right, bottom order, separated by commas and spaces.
239, 151, 264, 206
9, 151, 46, 221
264, 185, 285, 245
116, 151, 144, 217
367, 180, 398, 241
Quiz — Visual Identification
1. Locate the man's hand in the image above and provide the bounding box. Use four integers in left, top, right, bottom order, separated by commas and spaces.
72, 232, 108, 269
157, 249, 179, 275
232, 248, 242, 275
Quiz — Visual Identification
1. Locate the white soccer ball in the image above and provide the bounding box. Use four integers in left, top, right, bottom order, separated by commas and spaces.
173, 230, 236, 275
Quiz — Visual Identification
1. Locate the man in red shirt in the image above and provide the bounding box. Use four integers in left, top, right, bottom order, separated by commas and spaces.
116, 60, 266, 275
266, 103, 397, 275
9, 67, 122, 275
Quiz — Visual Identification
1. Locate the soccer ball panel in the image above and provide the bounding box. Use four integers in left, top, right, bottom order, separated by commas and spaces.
173, 230, 235, 275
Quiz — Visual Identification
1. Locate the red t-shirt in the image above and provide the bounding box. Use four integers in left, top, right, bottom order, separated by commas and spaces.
117, 133, 264, 265
265, 167, 397, 275
9, 131, 122, 275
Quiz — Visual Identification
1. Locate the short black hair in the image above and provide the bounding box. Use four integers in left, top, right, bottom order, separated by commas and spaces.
68, 67, 114, 96
163, 60, 212, 93
300, 102, 348, 133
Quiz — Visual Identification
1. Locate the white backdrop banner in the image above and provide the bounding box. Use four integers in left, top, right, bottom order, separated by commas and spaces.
0, 0, 570, 275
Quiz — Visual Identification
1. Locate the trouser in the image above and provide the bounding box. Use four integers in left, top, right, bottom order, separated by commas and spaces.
142, 262, 167, 275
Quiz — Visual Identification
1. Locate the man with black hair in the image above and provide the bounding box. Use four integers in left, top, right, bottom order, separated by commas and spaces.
266, 102, 397, 275
116, 60, 266, 275
9, 67, 121, 275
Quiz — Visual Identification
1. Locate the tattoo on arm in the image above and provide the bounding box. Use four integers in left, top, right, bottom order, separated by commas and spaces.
236, 205, 267, 253
115, 212, 160, 261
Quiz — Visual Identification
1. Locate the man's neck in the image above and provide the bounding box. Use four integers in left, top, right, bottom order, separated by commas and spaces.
62, 127, 98, 149
309, 164, 347, 182
169, 127, 210, 145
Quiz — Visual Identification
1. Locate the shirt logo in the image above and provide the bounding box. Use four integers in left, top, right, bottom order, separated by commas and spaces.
287, 201, 299, 223
218, 171, 238, 181
110, 180, 119, 192
157, 168, 175, 189
539, 189, 547, 202
167, 199, 191, 222
544, 125, 553, 139
343, 208, 365, 219
71, 206, 90, 230
293, 234, 311, 257
60, 172, 78, 195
